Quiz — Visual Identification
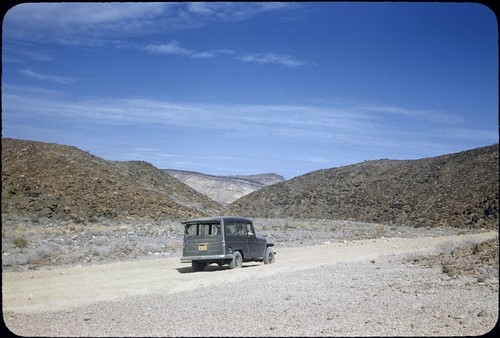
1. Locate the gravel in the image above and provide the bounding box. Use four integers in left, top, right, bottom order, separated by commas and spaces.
4, 250, 498, 336
3, 218, 498, 336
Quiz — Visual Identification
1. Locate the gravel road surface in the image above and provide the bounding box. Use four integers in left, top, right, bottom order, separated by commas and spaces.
3, 231, 498, 336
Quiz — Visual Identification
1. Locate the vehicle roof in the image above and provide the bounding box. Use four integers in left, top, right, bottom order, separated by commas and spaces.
181, 216, 252, 224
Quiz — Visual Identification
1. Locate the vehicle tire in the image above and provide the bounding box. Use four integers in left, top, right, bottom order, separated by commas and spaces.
229, 251, 242, 269
192, 261, 207, 272
264, 247, 275, 264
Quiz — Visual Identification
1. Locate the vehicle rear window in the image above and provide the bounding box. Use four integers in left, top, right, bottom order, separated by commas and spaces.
185, 222, 220, 236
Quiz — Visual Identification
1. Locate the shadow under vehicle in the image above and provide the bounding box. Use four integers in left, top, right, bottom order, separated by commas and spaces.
180, 216, 276, 271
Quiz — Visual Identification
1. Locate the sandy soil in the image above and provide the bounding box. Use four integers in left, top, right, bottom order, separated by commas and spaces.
2, 231, 498, 336
3, 231, 497, 312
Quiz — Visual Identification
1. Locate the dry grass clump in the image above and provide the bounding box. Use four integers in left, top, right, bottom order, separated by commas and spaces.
409, 236, 499, 281
13, 236, 28, 248
2, 218, 185, 270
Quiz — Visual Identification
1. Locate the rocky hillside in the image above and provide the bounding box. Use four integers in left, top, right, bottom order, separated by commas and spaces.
1, 138, 222, 222
228, 144, 499, 228
163, 169, 284, 205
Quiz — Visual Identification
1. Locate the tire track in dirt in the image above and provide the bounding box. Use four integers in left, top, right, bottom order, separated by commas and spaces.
3, 231, 497, 314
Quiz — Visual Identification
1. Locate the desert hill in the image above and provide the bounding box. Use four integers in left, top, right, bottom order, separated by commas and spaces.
163, 169, 285, 205
228, 144, 499, 228
3, 138, 499, 229
1, 138, 222, 222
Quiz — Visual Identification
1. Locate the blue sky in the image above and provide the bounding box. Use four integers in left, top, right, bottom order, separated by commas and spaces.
2, 2, 498, 179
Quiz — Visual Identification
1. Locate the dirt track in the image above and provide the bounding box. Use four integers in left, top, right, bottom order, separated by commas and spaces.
3, 231, 498, 336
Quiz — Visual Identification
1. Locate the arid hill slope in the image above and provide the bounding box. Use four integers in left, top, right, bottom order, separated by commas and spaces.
1, 138, 222, 222
163, 169, 285, 205
228, 144, 499, 228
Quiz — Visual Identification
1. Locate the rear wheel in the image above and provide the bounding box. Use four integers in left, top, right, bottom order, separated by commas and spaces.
229, 251, 242, 269
264, 247, 275, 264
192, 261, 207, 272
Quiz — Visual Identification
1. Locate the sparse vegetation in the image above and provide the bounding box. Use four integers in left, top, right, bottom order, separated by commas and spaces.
410, 236, 499, 281
1, 138, 222, 222
13, 237, 28, 248
1, 138, 498, 281
229, 144, 499, 229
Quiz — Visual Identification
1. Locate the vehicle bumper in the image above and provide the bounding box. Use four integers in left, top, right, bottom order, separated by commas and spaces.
180, 253, 234, 263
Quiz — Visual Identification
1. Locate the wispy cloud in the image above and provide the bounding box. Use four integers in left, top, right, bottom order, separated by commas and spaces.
4, 84, 491, 147
142, 40, 307, 67
143, 41, 193, 56
3, 85, 496, 177
18, 69, 76, 84
4, 3, 168, 40
4, 3, 298, 41
237, 53, 308, 67
4, 3, 307, 68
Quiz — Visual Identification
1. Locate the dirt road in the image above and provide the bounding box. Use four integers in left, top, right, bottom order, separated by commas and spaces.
3, 231, 497, 315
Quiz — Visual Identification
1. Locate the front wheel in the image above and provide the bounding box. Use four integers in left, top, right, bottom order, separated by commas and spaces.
264, 247, 275, 264
229, 251, 242, 269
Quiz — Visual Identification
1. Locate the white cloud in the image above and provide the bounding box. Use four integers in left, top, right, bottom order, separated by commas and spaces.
4, 85, 496, 178
18, 69, 76, 84
143, 41, 193, 56
4, 2, 298, 41
237, 53, 307, 67
191, 51, 217, 58
141, 40, 307, 67
4, 84, 490, 149
353, 104, 467, 124
5, 3, 308, 68
4, 3, 168, 40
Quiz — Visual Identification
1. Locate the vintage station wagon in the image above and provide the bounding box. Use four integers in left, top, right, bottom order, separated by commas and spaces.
180, 216, 276, 271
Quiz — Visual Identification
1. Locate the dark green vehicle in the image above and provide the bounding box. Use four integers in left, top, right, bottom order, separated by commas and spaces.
180, 216, 276, 271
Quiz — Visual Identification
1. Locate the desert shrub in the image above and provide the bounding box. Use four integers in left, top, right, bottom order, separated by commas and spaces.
143, 240, 164, 253
437, 241, 456, 257
371, 224, 388, 239
462, 238, 480, 249
44, 227, 56, 235
92, 236, 108, 246
116, 225, 131, 232
13, 237, 28, 248
478, 266, 498, 279
164, 240, 183, 252
63, 252, 82, 264
33, 243, 58, 259
2, 253, 29, 266
296, 222, 309, 229
91, 246, 110, 257
13, 224, 27, 232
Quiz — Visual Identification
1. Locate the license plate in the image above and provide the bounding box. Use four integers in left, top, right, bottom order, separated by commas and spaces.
198, 244, 208, 251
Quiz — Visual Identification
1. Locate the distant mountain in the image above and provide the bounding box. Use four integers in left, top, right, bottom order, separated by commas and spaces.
228, 144, 499, 228
162, 169, 285, 205
1, 138, 222, 222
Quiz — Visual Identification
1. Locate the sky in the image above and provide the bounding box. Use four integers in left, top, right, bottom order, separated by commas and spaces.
2, 2, 498, 179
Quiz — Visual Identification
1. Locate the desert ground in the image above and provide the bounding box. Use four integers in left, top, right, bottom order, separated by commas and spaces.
2, 222, 498, 337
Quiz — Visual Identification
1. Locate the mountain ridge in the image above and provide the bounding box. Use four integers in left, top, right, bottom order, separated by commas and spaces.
227, 144, 499, 228
163, 169, 285, 205
1, 138, 223, 222
2, 138, 498, 229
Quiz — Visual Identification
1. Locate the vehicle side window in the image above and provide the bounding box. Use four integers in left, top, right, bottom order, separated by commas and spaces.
225, 222, 253, 236
247, 223, 254, 235
225, 223, 236, 235
236, 223, 245, 235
